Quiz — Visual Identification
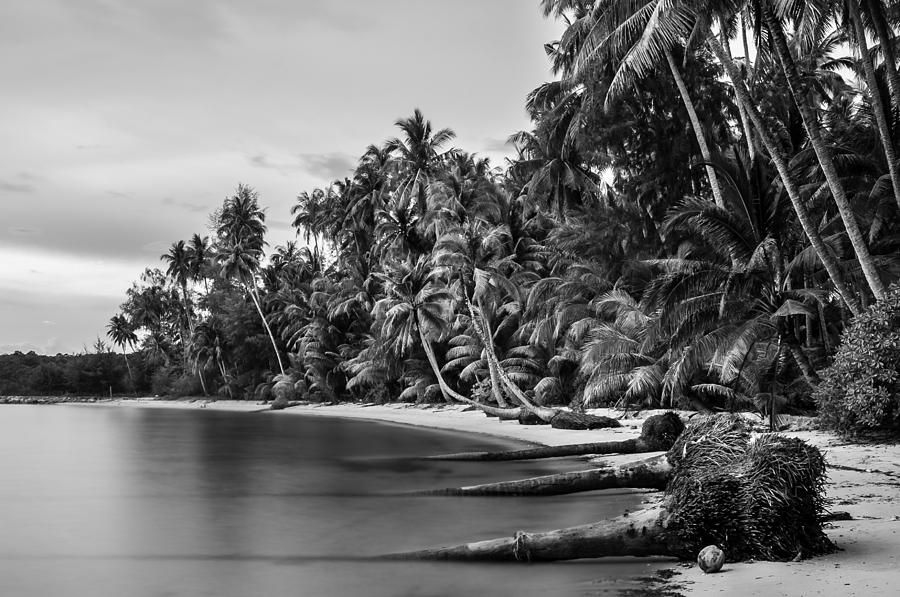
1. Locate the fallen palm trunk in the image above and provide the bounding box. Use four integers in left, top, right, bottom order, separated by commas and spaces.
384, 506, 674, 561
392, 415, 834, 563
426, 412, 683, 461
418, 454, 671, 496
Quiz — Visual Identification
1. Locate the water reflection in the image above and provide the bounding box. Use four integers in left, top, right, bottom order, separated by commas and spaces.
0, 405, 664, 596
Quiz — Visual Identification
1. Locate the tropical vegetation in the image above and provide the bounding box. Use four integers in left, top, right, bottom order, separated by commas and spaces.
9, 1, 898, 435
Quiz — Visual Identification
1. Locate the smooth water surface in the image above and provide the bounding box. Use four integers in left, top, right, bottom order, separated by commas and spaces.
0, 405, 661, 596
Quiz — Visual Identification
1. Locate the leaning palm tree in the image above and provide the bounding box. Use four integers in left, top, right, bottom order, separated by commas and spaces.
545, 0, 727, 207
756, 2, 886, 300
106, 313, 138, 391
558, 0, 865, 313
216, 185, 286, 376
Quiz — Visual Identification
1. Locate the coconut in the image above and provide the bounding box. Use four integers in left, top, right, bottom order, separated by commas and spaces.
697, 545, 725, 573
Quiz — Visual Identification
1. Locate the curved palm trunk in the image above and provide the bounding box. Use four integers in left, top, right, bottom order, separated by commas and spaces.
197, 368, 208, 396
466, 295, 557, 421
707, 36, 862, 316
665, 48, 726, 208
247, 284, 286, 376
849, 0, 900, 214
414, 310, 521, 416
416, 454, 672, 496
762, 6, 887, 301
785, 336, 820, 387
865, 0, 900, 117
217, 358, 232, 399
476, 300, 510, 408
385, 506, 675, 562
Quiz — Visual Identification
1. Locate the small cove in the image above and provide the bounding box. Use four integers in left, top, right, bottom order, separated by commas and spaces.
0, 404, 668, 596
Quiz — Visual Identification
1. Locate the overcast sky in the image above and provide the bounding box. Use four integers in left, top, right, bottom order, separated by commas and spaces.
0, 1, 563, 355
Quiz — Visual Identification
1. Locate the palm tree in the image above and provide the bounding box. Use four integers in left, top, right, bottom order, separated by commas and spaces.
388, 109, 456, 216
106, 313, 137, 391
704, 34, 863, 316
291, 188, 327, 254
160, 240, 195, 344
374, 257, 460, 403
545, 0, 727, 207
757, 3, 886, 300
217, 185, 286, 376
187, 233, 212, 293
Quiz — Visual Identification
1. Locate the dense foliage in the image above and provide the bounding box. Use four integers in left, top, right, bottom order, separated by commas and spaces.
7, 1, 899, 422
816, 285, 900, 436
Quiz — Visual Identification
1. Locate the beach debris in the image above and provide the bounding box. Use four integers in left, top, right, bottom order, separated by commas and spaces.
415, 453, 672, 496
389, 414, 834, 564
269, 374, 296, 410
697, 545, 725, 573
425, 411, 682, 462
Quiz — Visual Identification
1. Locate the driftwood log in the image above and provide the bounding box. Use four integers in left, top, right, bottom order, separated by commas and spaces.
417, 454, 672, 496
426, 412, 683, 461
390, 415, 834, 563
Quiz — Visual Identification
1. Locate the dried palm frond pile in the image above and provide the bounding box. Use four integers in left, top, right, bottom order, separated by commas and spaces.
663, 415, 833, 561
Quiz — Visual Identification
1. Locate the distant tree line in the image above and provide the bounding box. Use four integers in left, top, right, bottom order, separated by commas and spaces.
0, 341, 136, 396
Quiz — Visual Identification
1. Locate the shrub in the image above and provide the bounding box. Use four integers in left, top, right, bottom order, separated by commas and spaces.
816, 286, 900, 437
150, 367, 176, 396
170, 373, 203, 397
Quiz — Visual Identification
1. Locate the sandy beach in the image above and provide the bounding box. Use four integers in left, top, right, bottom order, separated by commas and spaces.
85, 399, 900, 595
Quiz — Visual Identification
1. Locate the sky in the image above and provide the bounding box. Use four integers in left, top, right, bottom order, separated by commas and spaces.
0, 0, 563, 355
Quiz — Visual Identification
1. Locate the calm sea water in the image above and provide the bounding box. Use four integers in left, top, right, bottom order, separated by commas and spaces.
0, 405, 664, 596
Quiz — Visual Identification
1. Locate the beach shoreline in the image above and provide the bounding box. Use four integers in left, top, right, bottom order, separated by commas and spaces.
5, 396, 899, 595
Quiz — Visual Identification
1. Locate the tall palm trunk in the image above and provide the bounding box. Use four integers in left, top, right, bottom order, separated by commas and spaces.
180, 282, 196, 376
865, 0, 900, 117
476, 299, 510, 408
762, 6, 887, 301
849, 0, 900, 213
121, 349, 134, 391
707, 36, 863, 316
247, 283, 286, 376
665, 48, 726, 208
723, 28, 757, 159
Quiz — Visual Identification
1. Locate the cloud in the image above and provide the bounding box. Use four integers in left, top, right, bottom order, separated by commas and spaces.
296, 152, 356, 181
268, 219, 292, 231
248, 153, 292, 171
140, 240, 172, 255
0, 180, 35, 193
162, 196, 208, 213
482, 137, 514, 152
248, 151, 355, 181
8, 227, 40, 236
106, 189, 130, 199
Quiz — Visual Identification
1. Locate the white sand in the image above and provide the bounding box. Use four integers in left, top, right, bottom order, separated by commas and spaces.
103, 398, 900, 595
